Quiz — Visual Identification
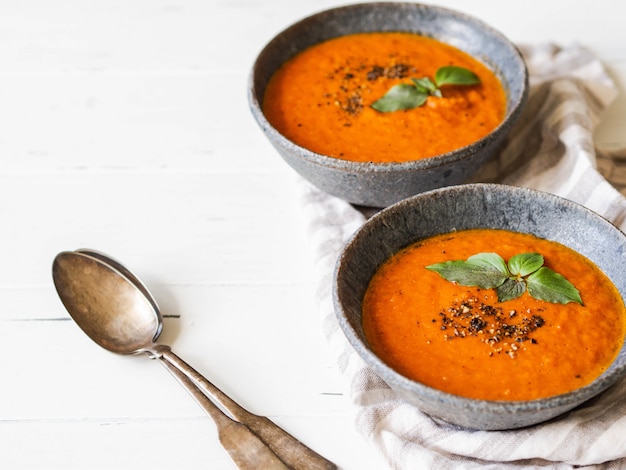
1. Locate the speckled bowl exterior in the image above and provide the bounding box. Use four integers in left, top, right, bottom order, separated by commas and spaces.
248, 3, 528, 208
333, 184, 626, 430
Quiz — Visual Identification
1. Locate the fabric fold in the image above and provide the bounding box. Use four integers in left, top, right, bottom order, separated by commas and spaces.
297, 44, 626, 469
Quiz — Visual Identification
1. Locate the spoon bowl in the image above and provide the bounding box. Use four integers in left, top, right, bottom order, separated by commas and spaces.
53, 252, 160, 354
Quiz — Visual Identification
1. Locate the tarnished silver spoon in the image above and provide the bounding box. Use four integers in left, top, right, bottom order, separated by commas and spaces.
52, 249, 336, 470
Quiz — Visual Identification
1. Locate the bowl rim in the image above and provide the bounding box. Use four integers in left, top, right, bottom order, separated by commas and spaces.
333, 183, 626, 414
248, 2, 529, 173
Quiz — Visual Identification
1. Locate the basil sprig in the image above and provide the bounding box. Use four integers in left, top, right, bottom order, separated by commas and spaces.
371, 65, 480, 113
426, 252, 583, 305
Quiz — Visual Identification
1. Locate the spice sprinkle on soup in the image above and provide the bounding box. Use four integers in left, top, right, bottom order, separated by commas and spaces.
262, 32, 506, 163
362, 229, 626, 401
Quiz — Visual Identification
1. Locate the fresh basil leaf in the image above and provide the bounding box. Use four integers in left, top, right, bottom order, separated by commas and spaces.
426, 259, 508, 289
434, 66, 481, 87
411, 77, 437, 94
467, 252, 509, 275
371, 83, 428, 112
508, 252, 544, 277
496, 277, 526, 302
427, 249, 582, 306
526, 267, 583, 305
371, 65, 479, 112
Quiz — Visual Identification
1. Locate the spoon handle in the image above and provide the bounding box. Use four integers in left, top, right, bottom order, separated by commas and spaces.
159, 347, 338, 470
158, 357, 289, 470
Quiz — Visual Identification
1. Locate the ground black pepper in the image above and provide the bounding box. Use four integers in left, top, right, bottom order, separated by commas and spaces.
435, 296, 545, 358
322, 57, 415, 119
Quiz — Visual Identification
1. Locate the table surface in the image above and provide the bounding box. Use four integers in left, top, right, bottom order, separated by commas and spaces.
2, 1, 625, 469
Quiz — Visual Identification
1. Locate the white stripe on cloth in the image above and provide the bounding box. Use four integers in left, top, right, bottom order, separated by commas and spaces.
296, 43, 626, 469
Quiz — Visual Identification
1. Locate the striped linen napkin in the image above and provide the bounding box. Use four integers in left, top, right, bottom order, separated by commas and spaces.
297, 43, 626, 469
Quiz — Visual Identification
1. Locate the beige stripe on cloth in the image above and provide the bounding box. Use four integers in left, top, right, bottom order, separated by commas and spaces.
296, 44, 626, 469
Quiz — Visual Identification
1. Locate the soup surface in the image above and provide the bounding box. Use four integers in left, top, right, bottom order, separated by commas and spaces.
263, 32, 506, 163
362, 229, 626, 401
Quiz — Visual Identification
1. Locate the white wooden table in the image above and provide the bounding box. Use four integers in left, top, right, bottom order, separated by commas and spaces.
1, 1, 624, 469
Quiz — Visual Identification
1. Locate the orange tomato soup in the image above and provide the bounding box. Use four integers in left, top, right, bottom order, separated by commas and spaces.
362, 229, 626, 401
262, 32, 506, 163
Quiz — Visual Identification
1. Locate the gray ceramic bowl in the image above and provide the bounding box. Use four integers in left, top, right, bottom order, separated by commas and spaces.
249, 3, 528, 207
333, 183, 626, 430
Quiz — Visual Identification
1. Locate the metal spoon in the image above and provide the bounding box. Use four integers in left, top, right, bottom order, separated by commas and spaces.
52, 249, 337, 470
